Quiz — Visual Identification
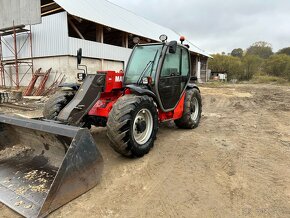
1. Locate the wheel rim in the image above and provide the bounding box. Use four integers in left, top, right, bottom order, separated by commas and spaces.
190, 97, 199, 121
133, 108, 153, 145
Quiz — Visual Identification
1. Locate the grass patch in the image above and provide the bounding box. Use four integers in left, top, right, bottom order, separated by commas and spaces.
251, 74, 289, 85
199, 81, 228, 87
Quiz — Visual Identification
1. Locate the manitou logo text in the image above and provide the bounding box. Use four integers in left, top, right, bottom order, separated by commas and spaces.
115, 76, 123, 82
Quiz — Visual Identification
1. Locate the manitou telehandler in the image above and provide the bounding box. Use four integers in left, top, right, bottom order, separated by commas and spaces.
0, 35, 202, 217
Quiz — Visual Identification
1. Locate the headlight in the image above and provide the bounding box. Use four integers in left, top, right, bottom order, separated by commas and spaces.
77, 73, 86, 81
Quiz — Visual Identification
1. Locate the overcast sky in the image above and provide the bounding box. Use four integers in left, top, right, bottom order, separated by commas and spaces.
108, 0, 290, 54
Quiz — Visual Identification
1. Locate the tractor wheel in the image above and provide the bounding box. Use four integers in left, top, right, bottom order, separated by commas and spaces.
175, 88, 202, 129
43, 91, 74, 120
107, 94, 158, 157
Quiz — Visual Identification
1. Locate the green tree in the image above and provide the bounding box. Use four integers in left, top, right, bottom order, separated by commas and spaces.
231, 48, 243, 58
264, 54, 290, 80
241, 55, 263, 80
277, 47, 290, 56
246, 41, 273, 59
208, 54, 243, 80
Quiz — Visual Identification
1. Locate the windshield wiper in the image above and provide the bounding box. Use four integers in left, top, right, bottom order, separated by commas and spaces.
137, 60, 153, 84
149, 50, 159, 77
137, 50, 159, 85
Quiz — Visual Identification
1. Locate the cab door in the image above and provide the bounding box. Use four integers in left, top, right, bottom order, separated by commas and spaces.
157, 46, 190, 110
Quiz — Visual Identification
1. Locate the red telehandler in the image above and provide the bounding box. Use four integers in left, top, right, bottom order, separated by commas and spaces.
0, 35, 202, 217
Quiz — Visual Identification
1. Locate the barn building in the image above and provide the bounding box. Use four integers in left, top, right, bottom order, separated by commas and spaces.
0, 0, 211, 88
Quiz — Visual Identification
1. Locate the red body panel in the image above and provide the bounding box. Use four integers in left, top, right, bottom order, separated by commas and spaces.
88, 91, 123, 117
87, 71, 185, 122
88, 71, 124, 117
158, 93, 185, 121
98, 70, 124, 92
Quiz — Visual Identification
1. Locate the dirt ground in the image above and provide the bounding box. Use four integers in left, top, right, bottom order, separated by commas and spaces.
1, 83, 290, 218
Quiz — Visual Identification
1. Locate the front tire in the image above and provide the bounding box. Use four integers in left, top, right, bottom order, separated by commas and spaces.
175, 88, 202, 129
43, 91, 74, 120
107, 94, 158, 157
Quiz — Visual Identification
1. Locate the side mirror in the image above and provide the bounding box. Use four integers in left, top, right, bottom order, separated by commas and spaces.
168, 41, 177, 54
77, 48, 82, 65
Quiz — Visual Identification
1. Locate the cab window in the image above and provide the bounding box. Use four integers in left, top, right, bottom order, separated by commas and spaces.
160, 46, 190, 77
181, 48, 190, 76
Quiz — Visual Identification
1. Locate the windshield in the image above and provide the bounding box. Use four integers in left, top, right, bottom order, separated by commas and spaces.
124, 44, 163, 84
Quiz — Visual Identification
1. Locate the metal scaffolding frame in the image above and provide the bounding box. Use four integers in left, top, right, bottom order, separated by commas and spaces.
0, 24, 34, 89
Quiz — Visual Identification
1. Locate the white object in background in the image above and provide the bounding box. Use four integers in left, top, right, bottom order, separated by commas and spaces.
219, 74, 226, 80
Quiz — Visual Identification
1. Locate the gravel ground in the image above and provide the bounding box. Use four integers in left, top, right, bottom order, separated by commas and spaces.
1, 83, 290, 218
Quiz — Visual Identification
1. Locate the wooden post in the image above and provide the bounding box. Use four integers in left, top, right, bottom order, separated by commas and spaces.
122, 32, 128, 48
96, 24, 103, 43
205, 58, 209, 82
101, 59, 104, 70
195, 56, 198, 76
96, 24, 104, 70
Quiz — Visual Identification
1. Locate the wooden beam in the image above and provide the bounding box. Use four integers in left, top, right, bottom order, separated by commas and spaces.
72, 15, 83, 23
41, 2, 56, 8
68, 19, 85, 40
41, 7, 62, 16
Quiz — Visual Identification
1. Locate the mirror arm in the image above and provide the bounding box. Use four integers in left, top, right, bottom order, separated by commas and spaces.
77, 64, 87, 75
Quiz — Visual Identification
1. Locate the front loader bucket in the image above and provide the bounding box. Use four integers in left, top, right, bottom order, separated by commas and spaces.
0, 114, 103, 218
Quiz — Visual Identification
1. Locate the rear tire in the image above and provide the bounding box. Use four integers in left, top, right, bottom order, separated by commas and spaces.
107, 94, 158, 157
43, 91, 74, 120
175, 88, 202, 129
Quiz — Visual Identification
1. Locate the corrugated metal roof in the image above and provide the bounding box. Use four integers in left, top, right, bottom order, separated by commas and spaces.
54, 0, 211, 57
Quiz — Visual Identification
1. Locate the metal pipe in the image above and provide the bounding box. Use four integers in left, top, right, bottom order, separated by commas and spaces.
13, 22, 19, 89
29, 25, 34, 74
0, 35, 4, 86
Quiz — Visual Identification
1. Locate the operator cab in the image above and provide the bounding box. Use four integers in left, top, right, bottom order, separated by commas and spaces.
124, 35, 191, 111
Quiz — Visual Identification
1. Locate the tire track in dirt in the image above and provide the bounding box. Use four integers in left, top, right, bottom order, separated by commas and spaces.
1, 84, 290, 218
200, 84, 290, 217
